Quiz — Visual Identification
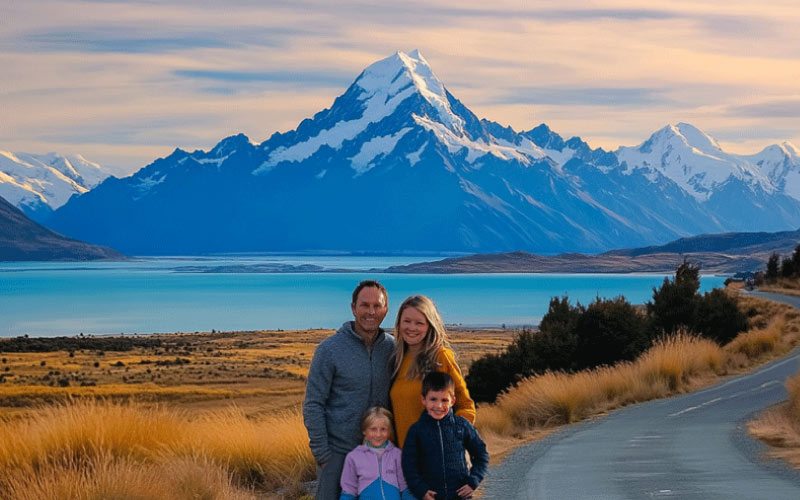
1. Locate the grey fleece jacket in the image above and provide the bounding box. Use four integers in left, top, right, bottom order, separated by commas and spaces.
302, 321, 396, 464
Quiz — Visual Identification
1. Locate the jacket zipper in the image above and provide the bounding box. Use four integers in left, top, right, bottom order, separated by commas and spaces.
437, 420, 448, 499
378, 452, 387, 500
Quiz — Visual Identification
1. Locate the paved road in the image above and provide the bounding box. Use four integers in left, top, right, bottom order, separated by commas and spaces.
484, 292, 800, 499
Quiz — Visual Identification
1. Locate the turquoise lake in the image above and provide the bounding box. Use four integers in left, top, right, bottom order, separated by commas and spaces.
0, 256, 727, 337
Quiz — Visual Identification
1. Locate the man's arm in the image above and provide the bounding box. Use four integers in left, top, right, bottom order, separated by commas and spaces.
302, 345, 334, 465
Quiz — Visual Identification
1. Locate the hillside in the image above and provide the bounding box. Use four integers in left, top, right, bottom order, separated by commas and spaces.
385, 229, 798, 274
0, 194, 124, 261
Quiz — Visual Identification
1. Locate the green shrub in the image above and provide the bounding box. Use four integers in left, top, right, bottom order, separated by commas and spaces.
465, 352, 517, 403
574, 296, 650, 369
647, 261, 700, 334
694, 288, 748, 345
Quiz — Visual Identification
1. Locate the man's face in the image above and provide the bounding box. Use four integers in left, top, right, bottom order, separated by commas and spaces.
351, 286, 388, 336
421, 388, 455, 420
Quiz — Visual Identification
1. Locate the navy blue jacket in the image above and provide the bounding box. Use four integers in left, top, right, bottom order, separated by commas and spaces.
401, 409, 489, 500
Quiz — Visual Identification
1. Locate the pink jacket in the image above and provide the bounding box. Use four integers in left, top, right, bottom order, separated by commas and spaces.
339, 442, 413, 500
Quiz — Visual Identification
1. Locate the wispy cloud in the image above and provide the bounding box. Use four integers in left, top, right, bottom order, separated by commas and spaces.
484, 87, 673, 107
174, 69, 352, 88
727, 99, 800, 119
22, 30, 237, 53
2, 0, 800, 172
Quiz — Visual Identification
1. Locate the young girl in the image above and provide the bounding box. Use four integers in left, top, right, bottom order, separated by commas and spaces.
339, 407, 414, 500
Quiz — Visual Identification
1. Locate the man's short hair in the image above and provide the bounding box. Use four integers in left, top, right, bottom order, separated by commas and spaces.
422, 371, 455, 397
351, 280, 388, 306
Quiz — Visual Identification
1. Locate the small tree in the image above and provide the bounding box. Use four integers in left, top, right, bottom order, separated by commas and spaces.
782, 257, 795, 278
648, 261, 700, 334
464, 352, 517, 403
791, 244, 800, 275
574, 296, 650, 369
766, 252, 780, 283
694, 288, 748, 345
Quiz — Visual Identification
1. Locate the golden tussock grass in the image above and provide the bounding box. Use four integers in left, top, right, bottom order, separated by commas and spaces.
1, 454, 261, 500
0, 400, 314, 499
725, 317, 785, 361
478, 333, 724, 436
748, 370, 800, 468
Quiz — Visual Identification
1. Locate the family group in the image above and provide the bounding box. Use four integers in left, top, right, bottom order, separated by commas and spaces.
303, 280, 489, 500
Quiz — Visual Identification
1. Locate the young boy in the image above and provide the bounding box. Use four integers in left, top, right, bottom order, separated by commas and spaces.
401, 372, 489, 500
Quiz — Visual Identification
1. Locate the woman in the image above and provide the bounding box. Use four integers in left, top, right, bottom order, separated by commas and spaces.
389, 295, 476, 448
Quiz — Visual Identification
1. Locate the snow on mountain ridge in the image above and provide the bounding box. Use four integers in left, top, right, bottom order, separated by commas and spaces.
257, 50, 550, 174
257, 52, 426, 171
356, 50, 465, 135
745, 140, 800, 200
616, 123, 775, 202
0, 150, 91, 211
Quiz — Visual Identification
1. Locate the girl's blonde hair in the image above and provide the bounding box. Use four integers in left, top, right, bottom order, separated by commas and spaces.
361, 407, 395, 443
393, 295, 451, 380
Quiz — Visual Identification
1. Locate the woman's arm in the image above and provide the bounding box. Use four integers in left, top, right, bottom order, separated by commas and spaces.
439, 348, 476, 423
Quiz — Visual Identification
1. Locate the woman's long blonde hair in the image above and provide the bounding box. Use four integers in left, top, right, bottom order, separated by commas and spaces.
393, 295, 451, 380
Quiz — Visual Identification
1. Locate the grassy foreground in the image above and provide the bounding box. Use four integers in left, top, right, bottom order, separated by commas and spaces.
0, 328, 510, 499
1, 294, 799, 499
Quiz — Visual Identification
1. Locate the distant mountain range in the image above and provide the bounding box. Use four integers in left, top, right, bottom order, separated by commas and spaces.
0, 194, 124, 261
0, 151, 111, 221
15, 50, 800, 255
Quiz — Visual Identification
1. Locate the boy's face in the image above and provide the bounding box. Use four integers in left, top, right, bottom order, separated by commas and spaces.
422, 388, 455, 420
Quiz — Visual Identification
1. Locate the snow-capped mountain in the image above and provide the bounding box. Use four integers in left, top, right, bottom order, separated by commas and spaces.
0, 151, 112, 221
46, 51, 800, 255
616, 123, 800, 232
746, 141, 800, 199
617, 123, 774, 202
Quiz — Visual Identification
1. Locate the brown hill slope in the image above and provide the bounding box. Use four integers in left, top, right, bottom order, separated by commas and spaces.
0, 195, 124, 261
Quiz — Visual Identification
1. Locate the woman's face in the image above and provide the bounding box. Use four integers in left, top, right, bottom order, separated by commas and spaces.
399, 306, 429, 348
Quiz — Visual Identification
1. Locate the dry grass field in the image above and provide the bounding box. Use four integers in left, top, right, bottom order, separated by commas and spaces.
0, 328, 511, 418
0, 327, 510, 499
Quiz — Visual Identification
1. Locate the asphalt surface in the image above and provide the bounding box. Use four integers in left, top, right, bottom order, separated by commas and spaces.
483, 291, 800, 499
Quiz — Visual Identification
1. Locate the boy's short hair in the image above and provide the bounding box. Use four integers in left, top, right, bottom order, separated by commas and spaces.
421, 371, 455, 397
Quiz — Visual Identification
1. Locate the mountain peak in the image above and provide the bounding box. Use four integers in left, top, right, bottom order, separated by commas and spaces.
645, 123, 723, 155
355, 50, 464, 134
674, 122, 723, 152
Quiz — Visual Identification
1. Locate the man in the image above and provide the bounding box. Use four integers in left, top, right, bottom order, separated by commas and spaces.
303, 280, 396, 500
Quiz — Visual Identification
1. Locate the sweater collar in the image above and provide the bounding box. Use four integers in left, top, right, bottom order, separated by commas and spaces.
356, 441, 397, 454
341, 321, 385, 346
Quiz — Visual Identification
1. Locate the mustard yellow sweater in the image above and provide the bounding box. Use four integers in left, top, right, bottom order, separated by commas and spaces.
389, 347, 476, 448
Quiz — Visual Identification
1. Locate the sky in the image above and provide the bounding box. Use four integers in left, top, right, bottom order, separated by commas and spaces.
2, 0, 800, 176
